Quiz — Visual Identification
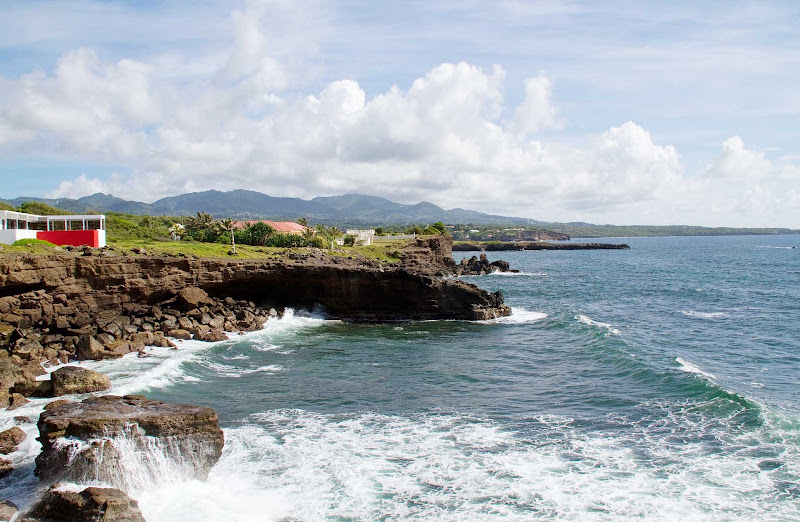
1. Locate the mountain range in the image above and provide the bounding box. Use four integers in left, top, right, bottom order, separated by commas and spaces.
0, 190, 540, 226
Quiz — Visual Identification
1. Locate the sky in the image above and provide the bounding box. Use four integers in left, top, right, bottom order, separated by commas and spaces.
0, 0, 798, 227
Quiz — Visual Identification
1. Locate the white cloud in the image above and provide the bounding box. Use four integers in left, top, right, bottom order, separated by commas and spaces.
704, 136, 772, 180
513, 74, 563, 135
3, 4, 798, 228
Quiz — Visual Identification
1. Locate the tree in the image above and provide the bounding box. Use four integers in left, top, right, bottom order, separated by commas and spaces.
343, 234, 356, 246
297, 217, 308, 227
215, 218, 237, 255
374, 227, 384, 236
327, 226, 343, 249
187, 211, 213, 234
246, 222, 275, 246
431, 222, 446, 235
301, 227, 315, 242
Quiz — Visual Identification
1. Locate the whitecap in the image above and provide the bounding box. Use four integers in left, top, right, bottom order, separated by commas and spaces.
680, 310, 730, 319
676, 357, 717, 380
577, 314, 621, 335
483, 271, 547, 277
480, 307, 548, 324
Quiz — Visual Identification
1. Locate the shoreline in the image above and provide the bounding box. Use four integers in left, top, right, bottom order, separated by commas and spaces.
453, 241, 630, 251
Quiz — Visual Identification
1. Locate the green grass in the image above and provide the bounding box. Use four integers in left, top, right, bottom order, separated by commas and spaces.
110, 239, 405, 262
110, 239, 287, 259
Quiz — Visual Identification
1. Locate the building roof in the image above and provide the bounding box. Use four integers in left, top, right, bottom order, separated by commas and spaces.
232, 220, 308, 234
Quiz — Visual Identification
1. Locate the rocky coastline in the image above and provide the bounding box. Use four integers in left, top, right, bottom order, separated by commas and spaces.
0, 236, 516, 518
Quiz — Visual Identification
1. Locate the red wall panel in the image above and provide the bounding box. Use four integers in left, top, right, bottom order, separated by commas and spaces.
37, 230, 100, 248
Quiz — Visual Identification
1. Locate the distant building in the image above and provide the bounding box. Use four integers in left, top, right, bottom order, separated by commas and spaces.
0, 210, 106, 248
232, 220, 308, 236
346, 229, 375, 246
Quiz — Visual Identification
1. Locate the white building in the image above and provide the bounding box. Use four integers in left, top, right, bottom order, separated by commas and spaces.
0, 210, 107, 248
345, 229, 376, 246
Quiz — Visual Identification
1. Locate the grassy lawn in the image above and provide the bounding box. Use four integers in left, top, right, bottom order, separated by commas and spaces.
1, 238, 408, 263
111, 239, 286, 259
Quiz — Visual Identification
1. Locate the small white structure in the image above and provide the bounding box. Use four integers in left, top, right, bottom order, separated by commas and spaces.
346, 229, 375, 246
0, 210, 106, 247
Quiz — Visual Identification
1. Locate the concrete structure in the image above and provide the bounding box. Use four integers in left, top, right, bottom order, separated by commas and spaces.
0, 210, 106, 247
232, 220, 308, 235
346, 229, 376, 246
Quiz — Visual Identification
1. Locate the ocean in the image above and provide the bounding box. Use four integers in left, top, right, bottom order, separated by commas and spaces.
2, 235, 799, 520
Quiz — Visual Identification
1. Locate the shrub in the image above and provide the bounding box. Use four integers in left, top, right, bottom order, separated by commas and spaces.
343, 234, 356, 246
265, 233, 307, 248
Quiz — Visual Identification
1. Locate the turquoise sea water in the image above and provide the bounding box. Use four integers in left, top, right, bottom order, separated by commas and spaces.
1, 235, 799, 520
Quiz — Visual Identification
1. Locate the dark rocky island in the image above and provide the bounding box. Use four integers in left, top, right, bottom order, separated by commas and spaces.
453, 241, 630, 251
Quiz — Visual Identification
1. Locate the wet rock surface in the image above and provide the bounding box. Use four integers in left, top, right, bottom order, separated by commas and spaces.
0, 426, 26, 454
454, 254, 515, 276
21, 486, 145, 522
50, 366, 111, 396
35, 395, 225, 484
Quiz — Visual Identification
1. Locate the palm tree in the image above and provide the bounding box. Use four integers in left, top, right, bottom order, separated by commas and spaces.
301, 226, 315, 243
215, 218, 237, 255
187, 211, 214, 236
328, 226, 343, 249
297, 217, 308, 227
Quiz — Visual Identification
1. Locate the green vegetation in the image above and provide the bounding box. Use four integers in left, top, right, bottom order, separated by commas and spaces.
17, 201, 71, 216
404, 221, 448, 236
0, 201, 14, 211
12, 238, 57, 247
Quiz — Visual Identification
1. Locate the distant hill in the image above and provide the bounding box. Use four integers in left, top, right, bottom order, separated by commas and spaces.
1, 191, 539, 226
2, 191, 797, 236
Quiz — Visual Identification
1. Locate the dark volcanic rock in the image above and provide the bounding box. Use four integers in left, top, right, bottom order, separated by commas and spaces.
23, 486, 145, 522
0, 426, 26, 454
0, 458, 11, 478
35, 395, 224, 484
176, 286, 211, 309
50, 367, 111, 396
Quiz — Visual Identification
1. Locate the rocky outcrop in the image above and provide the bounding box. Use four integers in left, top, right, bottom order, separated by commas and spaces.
35, 395, 224, 484
0, 426, 26, 454
22, 486, 145, 522
50, 367, 111, 396
454, 254, 515, 276
0, 237, 510, 402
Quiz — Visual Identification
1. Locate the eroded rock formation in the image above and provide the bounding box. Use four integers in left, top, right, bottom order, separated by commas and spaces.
22, 486, 145, 522
0, 236, 510, 405
35, 395, 224, 484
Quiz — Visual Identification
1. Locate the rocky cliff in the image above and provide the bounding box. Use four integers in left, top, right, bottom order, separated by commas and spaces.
0, 238, 510, 406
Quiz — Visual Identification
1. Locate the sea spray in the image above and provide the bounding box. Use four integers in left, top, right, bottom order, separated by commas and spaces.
48, 424, 221, 492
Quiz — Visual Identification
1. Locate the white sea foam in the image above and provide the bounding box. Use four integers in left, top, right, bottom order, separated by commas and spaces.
124, 407, 800, 521
577, 314, 621, 335
483, 271, 547, 277
480, 308, 548, 324
676, 357, 717, 381
680, 310, 730, 319
201, 361, 283, 378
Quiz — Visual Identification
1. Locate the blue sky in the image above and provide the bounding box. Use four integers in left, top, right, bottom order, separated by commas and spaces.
0, 0, 798, 226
